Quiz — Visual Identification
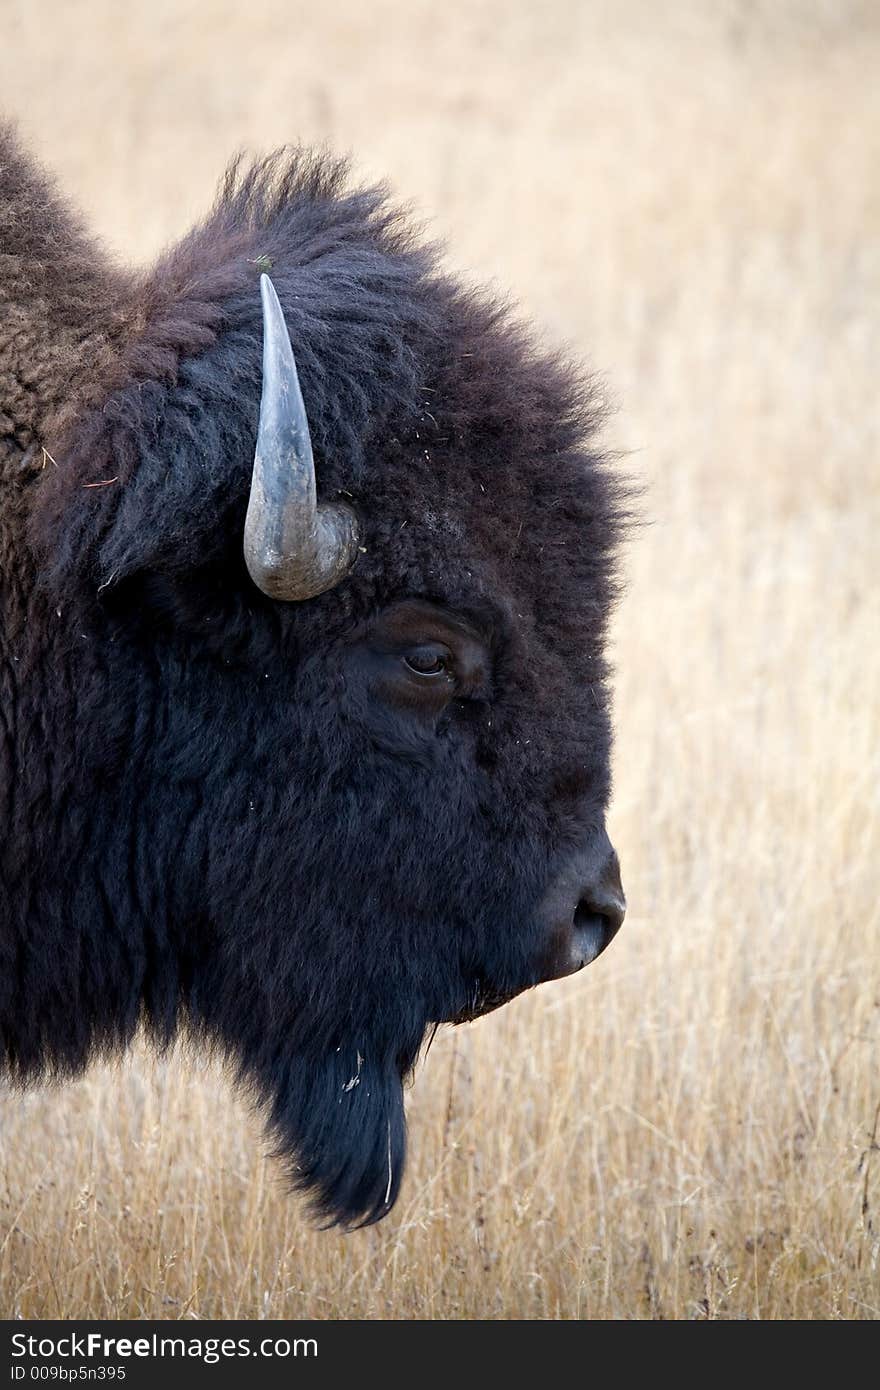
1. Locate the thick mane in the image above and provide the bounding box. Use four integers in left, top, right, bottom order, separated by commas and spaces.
0, 131, 428, 457
0, 123, 130, 456
5, 130, 620, 583
23, 144, 455, 604
105, 145, 435, 402
20, 139, 620, 629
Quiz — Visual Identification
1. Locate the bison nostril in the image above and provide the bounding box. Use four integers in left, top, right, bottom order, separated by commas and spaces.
537, 838, 626, 981
575, 894, 625, 936
571, 891, 625, 967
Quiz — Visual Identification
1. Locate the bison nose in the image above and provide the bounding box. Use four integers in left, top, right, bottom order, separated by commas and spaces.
538, 832, 626, 981
571, 875, 626, 969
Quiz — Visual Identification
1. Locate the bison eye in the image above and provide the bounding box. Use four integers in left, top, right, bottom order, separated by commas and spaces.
403, 646, 449, 677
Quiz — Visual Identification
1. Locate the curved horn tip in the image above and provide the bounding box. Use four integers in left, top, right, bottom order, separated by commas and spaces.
244, 275, 361, 602
260, 271, 282, 318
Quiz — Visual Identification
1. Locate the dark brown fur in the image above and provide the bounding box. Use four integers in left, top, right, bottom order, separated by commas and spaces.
1, 123, 629, 1226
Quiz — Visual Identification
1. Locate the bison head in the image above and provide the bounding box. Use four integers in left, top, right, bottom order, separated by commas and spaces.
21, 150, 630, 1226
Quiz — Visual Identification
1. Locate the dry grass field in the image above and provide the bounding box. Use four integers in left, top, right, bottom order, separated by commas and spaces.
1, 0, 878, 1319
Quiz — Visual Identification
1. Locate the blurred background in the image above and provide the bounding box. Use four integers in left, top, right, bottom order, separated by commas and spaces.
1, 0, 878, 1318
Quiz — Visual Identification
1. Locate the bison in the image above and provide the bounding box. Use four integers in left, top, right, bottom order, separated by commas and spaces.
0, 123, 628, 1226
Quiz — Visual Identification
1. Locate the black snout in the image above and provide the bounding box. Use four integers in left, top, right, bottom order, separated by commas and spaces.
571, 871, 626, 970
537, 830, 626, 982
447, 831, 626, 1024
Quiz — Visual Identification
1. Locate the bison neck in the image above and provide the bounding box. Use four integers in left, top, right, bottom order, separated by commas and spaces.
0, 559, 182, 1078
1, 497, 133, 1078
0, 126, 156, 1076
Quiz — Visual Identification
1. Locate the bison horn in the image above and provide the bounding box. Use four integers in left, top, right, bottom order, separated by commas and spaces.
244, 274, 360, 600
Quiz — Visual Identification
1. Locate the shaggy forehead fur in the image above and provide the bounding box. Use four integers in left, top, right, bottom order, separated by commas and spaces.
12, 141, 625, 665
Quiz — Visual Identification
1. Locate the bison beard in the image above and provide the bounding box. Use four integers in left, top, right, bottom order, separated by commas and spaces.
0, 123, 629, 1227
263, 1046, 415, 1226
